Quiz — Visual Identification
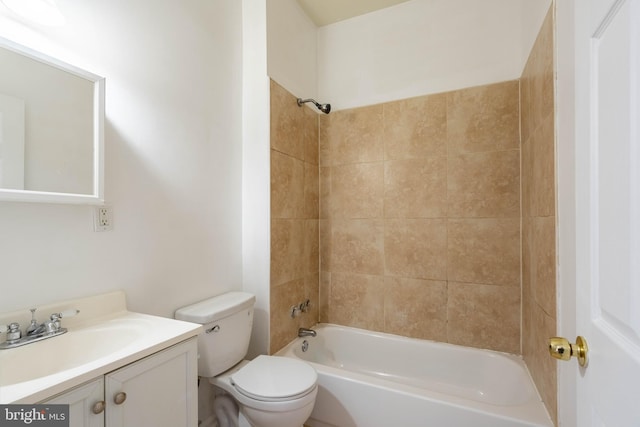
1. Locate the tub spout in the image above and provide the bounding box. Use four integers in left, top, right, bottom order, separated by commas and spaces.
298, 327, 317, 338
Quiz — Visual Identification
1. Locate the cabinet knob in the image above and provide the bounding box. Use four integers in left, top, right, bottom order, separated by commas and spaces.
113, 392, 127, 405
92, 400, 106, 415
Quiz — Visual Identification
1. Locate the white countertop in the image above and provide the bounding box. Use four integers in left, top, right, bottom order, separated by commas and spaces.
0, 291, 201, 403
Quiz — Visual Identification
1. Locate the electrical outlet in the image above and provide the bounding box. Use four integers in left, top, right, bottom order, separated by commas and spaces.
94, 206, 113, 232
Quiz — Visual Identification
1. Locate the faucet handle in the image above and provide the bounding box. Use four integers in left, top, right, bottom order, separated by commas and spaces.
47, 309, 79, 333
6, 322, 22, 342
0, 323, 21, 342
49, 309, 80, 322
300, 299, 311, 313
290, 305, 301, 318
57, 309, 80, 319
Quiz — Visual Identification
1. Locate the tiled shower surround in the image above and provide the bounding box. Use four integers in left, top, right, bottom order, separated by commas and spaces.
270, 80, 320, 354
269, 7, 556, 420
521, 7, 557, 423
318, 80, 521, 354
271, 77, 522, 354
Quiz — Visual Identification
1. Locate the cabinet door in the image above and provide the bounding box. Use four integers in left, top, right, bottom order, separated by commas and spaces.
43, 377, 105, 427
105, 338, 198, 427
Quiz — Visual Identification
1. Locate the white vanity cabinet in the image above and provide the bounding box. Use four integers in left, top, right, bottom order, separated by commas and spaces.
42, 338, 198, 427
45, 377, 105, 427
105, 338, 198, 427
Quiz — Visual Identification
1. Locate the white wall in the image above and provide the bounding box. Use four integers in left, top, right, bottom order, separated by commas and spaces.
267, 0, 318, 99
0, 0, 244, 318
317, 0, 552, 111
242, 0, 271, 358
521, 0, 554, 70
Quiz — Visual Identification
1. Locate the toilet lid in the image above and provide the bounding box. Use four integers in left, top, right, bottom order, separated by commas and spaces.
230, 355, 317, 401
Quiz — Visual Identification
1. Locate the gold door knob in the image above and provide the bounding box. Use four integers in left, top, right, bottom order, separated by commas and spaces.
548, 336, 588, 367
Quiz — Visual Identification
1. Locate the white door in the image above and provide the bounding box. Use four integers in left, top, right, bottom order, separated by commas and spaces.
559, 0, 640, 425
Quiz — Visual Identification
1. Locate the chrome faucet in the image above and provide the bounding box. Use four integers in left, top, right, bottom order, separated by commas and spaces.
298, 327, 316, 338
0, 308, 79, 349
26, 308, 62, 336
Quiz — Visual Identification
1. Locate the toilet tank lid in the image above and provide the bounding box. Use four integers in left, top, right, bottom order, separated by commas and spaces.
175, 292, 255, 324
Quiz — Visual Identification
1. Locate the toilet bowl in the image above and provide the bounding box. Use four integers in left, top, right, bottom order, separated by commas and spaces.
175, 292, 318, 427
211, 356, 317, 427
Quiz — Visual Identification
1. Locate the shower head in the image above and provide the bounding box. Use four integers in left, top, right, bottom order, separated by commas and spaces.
297, 98, 331, 114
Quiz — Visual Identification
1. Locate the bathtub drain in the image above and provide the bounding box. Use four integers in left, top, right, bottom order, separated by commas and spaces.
302, 340, 309, 352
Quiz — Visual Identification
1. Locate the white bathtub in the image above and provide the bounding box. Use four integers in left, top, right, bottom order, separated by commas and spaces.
276, 324, 553, 427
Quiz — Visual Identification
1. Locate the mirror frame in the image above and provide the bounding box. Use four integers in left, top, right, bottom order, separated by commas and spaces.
0, 36, 105, 205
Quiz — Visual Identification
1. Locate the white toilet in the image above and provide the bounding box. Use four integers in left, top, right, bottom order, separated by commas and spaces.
175, 292, 317, 427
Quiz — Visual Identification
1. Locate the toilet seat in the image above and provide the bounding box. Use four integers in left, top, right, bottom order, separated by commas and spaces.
230, 355, 317, 402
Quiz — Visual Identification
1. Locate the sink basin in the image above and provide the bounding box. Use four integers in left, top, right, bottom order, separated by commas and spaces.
0, 317, 149, 387
0, 291, 202, 404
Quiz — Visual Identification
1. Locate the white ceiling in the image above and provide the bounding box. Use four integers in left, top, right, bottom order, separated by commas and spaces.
297, 0, 411, 27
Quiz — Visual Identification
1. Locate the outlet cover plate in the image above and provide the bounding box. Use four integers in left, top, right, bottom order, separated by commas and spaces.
94, 206, 113, 232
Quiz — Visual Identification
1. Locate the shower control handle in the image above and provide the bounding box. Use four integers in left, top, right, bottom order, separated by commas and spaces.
290, 305, 301, 318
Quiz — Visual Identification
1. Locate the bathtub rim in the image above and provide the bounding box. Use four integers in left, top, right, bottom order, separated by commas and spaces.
275, 323, 553, 427
285, 322, 526, 358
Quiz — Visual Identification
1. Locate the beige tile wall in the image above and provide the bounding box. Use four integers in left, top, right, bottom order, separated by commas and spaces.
270, 80, 320, 354
521, 6, 557, 424
318, 80, 521, 354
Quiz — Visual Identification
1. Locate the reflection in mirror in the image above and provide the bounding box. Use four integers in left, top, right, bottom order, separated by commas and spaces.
0, 37, 104, 204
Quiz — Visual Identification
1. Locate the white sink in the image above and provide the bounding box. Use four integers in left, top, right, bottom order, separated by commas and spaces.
0, 292, 201, 404
0, 318, 149, 386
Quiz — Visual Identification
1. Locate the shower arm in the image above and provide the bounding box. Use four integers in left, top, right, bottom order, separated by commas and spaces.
297, 98, 331, 114
297, 98, 317, 106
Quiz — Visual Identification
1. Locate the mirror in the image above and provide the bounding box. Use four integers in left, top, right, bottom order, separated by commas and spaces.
0, 37, 104, 204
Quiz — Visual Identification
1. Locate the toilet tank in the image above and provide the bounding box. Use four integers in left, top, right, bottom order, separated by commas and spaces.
175, 292, 255, 377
